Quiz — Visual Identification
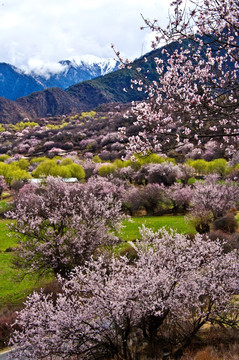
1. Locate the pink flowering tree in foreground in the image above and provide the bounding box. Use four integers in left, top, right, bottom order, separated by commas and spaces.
7, 177, 125, 278
10, 228, 239, 359
117, 0, 239, 157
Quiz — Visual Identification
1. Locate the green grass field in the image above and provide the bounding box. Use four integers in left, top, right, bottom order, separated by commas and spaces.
0, 253, 51, 307
0, 219, 52, 307
0, 215, 195, 307
0, 219, 16, 251
119, 215, 196, 242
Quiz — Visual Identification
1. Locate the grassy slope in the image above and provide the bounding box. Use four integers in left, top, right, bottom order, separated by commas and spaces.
0, 219, 52, 307
0, 219, 15, 251
0, 215, 195, 306
119, 215, 196, 242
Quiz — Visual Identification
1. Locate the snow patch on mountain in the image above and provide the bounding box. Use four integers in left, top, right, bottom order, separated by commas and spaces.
23, 55, 119, 80
69, 55, 119, 75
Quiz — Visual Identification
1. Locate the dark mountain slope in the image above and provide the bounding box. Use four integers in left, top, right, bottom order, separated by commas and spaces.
66, 68, 146, 105
0, 63, 44, 100
66, 38, 193, 105
0, 97, 28, 124
15, 88, 84, 119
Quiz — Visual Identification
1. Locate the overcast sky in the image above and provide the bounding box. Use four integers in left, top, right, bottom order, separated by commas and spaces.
0, 0, 171, 71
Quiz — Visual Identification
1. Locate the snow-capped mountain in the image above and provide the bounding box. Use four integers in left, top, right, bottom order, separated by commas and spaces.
71, 55, 119, 76
0, 56, 119, 100
29, 56, 119, 90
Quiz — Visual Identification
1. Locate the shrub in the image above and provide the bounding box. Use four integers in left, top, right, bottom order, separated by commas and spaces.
98, 164, 116, 177
227, 168, 239, 182
213, 215, 238, 233
60, 158, 74, 166
187, 159, 209, 175
80, 111, 96, 118
123, 184, 169, 216
190, 175, 239, 220
0, 155, 9, 162
0, 309, 17, 349
193, 348, 219, 360
132, 165, 149, 185
31, 159, 57, 177
54, 165, 71, 178
208, 231, 239, 252
92, 155, 102, 163
186, 209, 214, 234
147, 162, 182, 186
13, 121, 38, 131
118, 243, 139, 263
166, 183, 193, 213
32, 160, 85, 181
68, 163, 85, 181
207, 159, 230, 177
179, 164, 195, 184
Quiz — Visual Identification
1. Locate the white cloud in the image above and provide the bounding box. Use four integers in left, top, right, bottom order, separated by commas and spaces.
0, 0, 171, 70
22, 59, 68, 79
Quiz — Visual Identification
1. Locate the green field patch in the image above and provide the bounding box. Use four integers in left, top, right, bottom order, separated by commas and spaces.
0, 252, 52, 307
0, 219, 17, 252
0, 200, 12, 214
0, 216, 196, 307
0, 219, 52, 307
119, 215, 196, 242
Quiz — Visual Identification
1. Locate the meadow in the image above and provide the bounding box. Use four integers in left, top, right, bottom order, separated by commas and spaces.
0, 219, 52, 307
119, 215, 196, 242
0, 215, 195, 307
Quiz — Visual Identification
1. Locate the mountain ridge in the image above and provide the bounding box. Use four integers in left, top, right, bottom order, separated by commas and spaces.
0, 57, 119, 101
28, 56, 119, 91
0, 39, 196, 123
